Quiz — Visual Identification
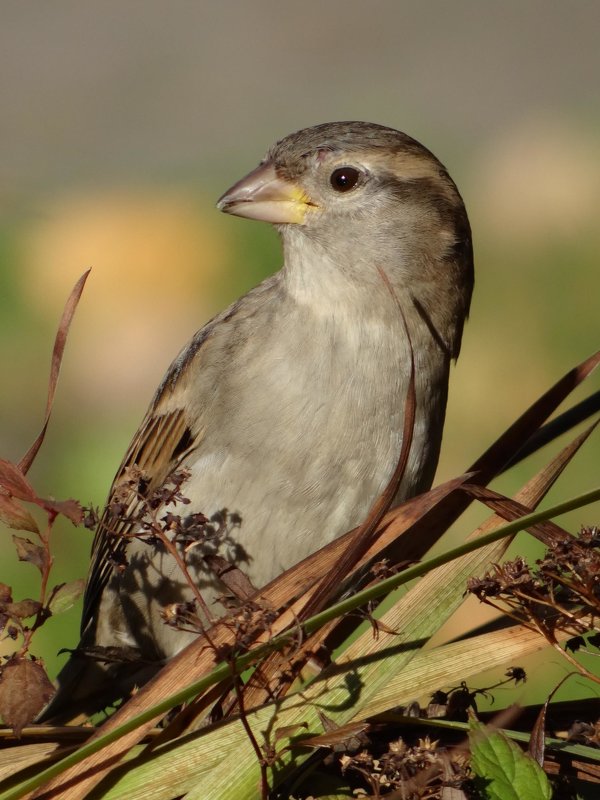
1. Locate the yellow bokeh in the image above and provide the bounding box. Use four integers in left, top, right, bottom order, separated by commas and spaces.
18, 188, 232, 410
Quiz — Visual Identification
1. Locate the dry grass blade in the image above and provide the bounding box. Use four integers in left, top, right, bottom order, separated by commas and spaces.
23, 353, 600, 800
32, 417, 595, 800
355, 625, 554, 723
18, 270, 90, 475
465, 445, 596, 549
395, 349, 600, 567
50, 627, 552, 800
544, 758, 600, 785
0, 744, 78, 786
318, 417, 595, 724
26, 478, 467, 800
462, 484, 573, 547
503, 387, 600, 471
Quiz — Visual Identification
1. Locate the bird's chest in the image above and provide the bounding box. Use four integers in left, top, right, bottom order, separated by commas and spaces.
238, 308, 405, 451
195, 304, 442, 527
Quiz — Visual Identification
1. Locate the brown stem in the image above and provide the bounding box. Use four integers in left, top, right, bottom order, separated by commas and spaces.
549, 638, 600, 685
231, 661, 270, 800
19, 510, 55, 655
152, 525, 216, 626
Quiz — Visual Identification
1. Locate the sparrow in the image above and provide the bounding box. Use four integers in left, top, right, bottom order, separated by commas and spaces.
44, 121, 473, 720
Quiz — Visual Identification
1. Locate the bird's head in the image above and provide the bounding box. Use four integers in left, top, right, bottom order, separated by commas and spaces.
217, 121, 473, 356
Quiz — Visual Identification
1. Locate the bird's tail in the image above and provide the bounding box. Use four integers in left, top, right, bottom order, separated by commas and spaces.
37, 643, 160, 725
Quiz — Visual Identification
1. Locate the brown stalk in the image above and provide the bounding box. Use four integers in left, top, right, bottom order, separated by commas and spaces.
393, 350, 600, 568
462, 485, 574, 547
230, 665, 270, 800
150, 527, 215, 626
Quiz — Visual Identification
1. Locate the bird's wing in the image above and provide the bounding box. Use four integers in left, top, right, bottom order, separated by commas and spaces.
80, 358, 203, 637
80, 278, 279, 637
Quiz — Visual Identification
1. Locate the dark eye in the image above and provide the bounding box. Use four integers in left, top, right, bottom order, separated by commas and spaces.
330, 166, 360, 192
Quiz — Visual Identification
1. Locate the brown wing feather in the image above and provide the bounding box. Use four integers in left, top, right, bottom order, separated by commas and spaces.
81, 405, 196, 635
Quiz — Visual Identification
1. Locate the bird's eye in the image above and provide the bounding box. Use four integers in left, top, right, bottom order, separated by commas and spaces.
330, 166, 360, 192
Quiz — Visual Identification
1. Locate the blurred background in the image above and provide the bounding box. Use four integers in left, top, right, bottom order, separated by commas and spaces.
1, 2, 599, 708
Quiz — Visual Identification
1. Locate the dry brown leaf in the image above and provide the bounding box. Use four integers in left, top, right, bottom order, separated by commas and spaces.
0, 492, 39, 533
5, 599, 41, 620
19, 270, 90, 475
462, 484, 572, 547
41, 498, 83, 526
0, 657, 55, 737
12, 536, 48, 573
0, 459, 37, 502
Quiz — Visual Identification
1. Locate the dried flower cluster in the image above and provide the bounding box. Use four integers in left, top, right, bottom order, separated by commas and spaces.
338, 735, 469, 799
468, 526, 600, 651
567, 718, 600, 748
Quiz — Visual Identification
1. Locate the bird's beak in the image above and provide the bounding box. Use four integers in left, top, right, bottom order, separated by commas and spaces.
216, 162, 313, 224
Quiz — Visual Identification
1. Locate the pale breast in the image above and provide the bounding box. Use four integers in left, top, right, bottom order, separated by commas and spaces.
109, 288, 449, 658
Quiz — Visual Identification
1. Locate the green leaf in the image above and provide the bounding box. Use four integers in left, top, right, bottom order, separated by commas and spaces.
469, 720, 552, 800
47, 579, 85, 614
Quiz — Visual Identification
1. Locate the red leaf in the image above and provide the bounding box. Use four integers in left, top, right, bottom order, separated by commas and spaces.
0, 656, 55, 736
0, 460, 36, 502
0, 492, 39, 533
43, 497, 84, 526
